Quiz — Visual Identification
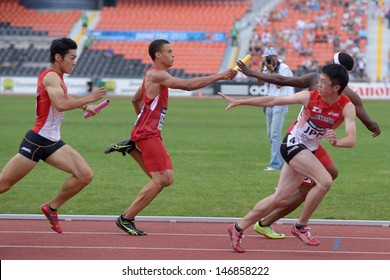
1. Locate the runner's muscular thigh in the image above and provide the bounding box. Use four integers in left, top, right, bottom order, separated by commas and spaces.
288, 150, 332, 187
45, 145, 90, 175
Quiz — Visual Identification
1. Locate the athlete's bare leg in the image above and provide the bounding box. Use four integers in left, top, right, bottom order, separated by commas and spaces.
260, 164, 338, 226
130, 148, 151, 178
0, 154, 37, 193
44, 145, 94, 210
123, 169, 173, 219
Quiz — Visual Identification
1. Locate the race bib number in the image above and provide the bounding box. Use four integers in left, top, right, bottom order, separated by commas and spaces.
157, 108, 167, 131
286, 134, 299, 147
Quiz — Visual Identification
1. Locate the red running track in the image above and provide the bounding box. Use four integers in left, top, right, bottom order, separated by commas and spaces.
1, 219, 389, 260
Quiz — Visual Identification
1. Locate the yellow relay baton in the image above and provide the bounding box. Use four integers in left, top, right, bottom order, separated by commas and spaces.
228, 54, 252, 80
233, 54, 252, 71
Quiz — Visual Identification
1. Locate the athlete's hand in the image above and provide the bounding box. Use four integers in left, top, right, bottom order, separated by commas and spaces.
237, 60, 255, 78
90, 87, 107, 102
325, 129, 338, 146
83, 105, 97, 116
367, 121, 381, 137
221, 68, 238, 80
218, 92, 239, 110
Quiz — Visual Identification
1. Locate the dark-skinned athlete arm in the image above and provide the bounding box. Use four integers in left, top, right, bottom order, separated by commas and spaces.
236, 60, 317, 89
343, 87, 381, 137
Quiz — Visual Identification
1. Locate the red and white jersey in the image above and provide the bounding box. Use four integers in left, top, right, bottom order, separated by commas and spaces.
131, 66, 169, 141
289, 90, 350, 151
32, 69, 67, 141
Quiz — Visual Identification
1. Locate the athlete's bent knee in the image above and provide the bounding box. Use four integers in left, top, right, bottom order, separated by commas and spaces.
318, 175, 332, 193
165, 176, 174, 187
78, 169, 94, 185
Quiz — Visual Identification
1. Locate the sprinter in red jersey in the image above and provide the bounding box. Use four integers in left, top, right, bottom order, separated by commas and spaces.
235, 52, 380, 240
220, 64, 356, 252
0, 38, 106, 233
106, 39, 236, 236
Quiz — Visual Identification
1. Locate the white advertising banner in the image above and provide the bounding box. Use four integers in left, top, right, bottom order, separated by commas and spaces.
0, 76, 91, 95
1, 76, 37, 94
349, 82, 390, 100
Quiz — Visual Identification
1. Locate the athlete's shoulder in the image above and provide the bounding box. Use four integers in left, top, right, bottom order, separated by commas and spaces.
146, 66, 170, 81
42, 70, 62, 84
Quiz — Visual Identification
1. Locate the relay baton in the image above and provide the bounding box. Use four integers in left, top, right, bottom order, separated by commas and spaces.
233, 54, 252, 71
83, 99, 110, 119
228, 54, 252, 80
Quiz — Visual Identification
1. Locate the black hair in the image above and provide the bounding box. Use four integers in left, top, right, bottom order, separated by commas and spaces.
148, 39, 170, 61
334, 52, 354, 71
49, 37, 77, 63
321, 63, 349, 94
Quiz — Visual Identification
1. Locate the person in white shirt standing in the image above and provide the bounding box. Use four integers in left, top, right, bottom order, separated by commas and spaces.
261, 47, 294, 171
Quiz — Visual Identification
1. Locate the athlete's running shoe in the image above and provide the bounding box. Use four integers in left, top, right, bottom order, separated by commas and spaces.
253, 222, 285, 239
227, 224, 245, 253
116, 215, 147, 236
291, 225, 320, 246
40, 203, 62, 233
104, 139, 135, 156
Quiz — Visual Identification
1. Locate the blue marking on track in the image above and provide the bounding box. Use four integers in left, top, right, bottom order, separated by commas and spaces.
332, 237, 342, 251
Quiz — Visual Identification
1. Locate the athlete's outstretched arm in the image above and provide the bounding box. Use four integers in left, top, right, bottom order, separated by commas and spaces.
152, 69, 236, 92
218, 90, 309, 110
236, 60, 317, 89
343, 87, 380, 137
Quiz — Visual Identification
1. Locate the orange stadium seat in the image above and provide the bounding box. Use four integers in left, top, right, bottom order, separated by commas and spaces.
0, 0, 81, 37
250, 0, 367, 73
92, 0, 251, 76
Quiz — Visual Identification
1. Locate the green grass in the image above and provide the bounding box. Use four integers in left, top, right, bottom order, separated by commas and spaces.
0, 95, 389, 220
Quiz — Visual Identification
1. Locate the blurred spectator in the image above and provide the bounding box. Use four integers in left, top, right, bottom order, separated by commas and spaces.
83, 36, 91, 49
261, 30, 272, 45
296, 18, 306, 31
248, 0, 368, 77
357, 57, 366, 81
230, 21, 239, 46
386, 6, 390, 29
309, 60, 319, 72
333, 33, 341, 51
306, 31, 315, 44
358, 28, 368, 41
256, 13, 269, 26
293, 40, 303, 52
281, 7, 288, 18
89, 34, 98, 45
270, 10, 282, 21
81, 12, 88, 29
293, 1, 301, 11
303, 57, 313, 71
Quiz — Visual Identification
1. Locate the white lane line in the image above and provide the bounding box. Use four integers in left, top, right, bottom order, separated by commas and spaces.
0, 230, 389, 241
0, 244, 389, 256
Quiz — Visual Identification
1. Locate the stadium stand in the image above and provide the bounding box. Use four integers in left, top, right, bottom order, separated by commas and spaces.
0, 0, 81, 76
0, 0, 377, 82
248, 0, 369, 80
81, 0, 252, 78
0, 0, 251, 79
0, 0, 81, 37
